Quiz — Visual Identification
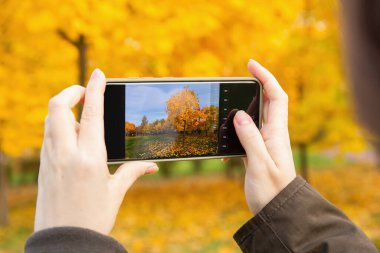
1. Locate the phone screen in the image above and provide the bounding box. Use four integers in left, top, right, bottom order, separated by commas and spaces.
104, 80, 261, 161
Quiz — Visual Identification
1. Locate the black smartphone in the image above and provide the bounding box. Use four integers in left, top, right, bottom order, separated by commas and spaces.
104, 77, 262, 163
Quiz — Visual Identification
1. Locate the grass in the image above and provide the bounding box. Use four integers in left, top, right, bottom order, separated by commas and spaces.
8, 146, 356, 186
125, 133, 218, 159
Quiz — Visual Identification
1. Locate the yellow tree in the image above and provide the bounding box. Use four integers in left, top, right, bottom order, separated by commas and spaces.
166, 86, 202, 132
0, 0, 132, 225
270, 0, 366, 180
125, 122, 136, 136
0, 0, 367, 223
201, 106, 219, 134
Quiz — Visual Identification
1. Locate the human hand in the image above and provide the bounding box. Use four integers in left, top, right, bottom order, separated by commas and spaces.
233, 59, 296, 215
35, 69, 159, 234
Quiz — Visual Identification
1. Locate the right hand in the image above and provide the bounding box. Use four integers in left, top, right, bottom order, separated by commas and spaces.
233, 59, 296, 215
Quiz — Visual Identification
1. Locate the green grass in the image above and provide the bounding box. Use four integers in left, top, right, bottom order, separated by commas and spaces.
292, 149, 354, 171
110, 146, 356, 180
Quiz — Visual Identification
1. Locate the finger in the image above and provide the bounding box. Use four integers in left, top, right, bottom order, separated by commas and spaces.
248, 59, 286, 100
47, 85, 85, 146
262, 91, 270, 123
79, 68, 106, 147
112, 161, 159, 194
248, 59, 288, 127
233, 110, 274, 168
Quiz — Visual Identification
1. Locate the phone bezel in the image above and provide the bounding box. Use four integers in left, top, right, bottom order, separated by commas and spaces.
105, 77, 263, 164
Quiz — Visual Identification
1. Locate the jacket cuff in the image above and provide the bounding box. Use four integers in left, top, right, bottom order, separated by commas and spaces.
25, 226, 127, 253
233, 176, 306, 245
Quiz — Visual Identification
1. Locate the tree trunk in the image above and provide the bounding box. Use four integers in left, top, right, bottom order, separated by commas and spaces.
193, 160, 202, 174
77, 34, 87, 116
297, 0, 311, 183
299, 143, 309, 181
225, 158, 243, 179
57, 30, 87, 116
78, 34, 87, 87
0, 153, 8, 227
159, 162, 172, 178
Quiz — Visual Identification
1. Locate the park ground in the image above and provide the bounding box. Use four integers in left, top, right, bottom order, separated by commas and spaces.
126, 133, 218, 159
0, 153, 380, 252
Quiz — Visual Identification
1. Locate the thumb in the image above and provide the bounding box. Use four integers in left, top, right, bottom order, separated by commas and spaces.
112, 161, 159, 194
233, 110, 272, 166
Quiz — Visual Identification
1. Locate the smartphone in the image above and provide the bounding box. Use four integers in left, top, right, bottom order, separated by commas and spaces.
104, 77, 262, 163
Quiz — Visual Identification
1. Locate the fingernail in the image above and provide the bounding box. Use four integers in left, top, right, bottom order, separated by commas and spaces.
248, 59, 259, 66
235, 110, 252, 125
145, 165, 159, 175
90, 68, 105, 80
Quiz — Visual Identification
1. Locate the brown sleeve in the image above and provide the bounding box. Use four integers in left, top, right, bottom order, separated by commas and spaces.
233, 177, 378, 253
25, 227, 127, 253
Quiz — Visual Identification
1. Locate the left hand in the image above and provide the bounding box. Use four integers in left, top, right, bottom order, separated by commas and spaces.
35, 69, 159, 234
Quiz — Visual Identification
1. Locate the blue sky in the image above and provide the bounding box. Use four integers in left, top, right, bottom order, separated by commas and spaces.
125, 82, 219, 126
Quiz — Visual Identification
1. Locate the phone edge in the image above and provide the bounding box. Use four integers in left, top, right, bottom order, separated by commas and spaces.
107, 154, 247, 164
105, 77, 263, 164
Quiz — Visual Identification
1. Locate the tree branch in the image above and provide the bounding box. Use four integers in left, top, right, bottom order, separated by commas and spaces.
56, 29, 78, 47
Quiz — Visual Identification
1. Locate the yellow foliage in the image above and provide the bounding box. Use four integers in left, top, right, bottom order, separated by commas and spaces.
166, 86, 207, 132
0, 0, 367, 157
1, 166, 380, 252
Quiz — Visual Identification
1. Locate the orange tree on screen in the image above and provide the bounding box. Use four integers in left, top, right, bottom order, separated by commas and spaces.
166, 86, 204, 133
125, 122, 137, 136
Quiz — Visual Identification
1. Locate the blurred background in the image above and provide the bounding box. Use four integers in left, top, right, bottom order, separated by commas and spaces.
0, 0, 379, 252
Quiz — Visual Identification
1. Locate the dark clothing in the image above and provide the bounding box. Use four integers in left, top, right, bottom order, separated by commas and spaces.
341, 0, 380, 153
25, 227, 127, 253
233, 177, 378, 253
25, 177, 378, 253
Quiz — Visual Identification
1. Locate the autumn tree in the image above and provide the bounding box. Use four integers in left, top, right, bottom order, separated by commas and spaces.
148, 119, 167, 134
268, 0, 365, 180
166, 86, 205, 133
0, 0, 367, 215
125, 122, 137, 136
201, 106, 219, 134
138, 115, 149, 135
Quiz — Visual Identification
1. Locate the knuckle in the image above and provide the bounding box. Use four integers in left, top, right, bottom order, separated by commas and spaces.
80, 151, 101, 168
281, 92, 288, 103
244, 130, 261, 144
48, 96, 63, 110
72, 84, 83, 90
81, 104, 99, 121
43, 116, 51, 136
44, 115, 50, 126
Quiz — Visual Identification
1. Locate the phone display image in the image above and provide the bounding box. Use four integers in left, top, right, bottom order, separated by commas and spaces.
124, 83, 219, 159
104, 78, 262, 162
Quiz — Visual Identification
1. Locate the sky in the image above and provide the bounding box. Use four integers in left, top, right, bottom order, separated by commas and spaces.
125, 82, 220, 126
